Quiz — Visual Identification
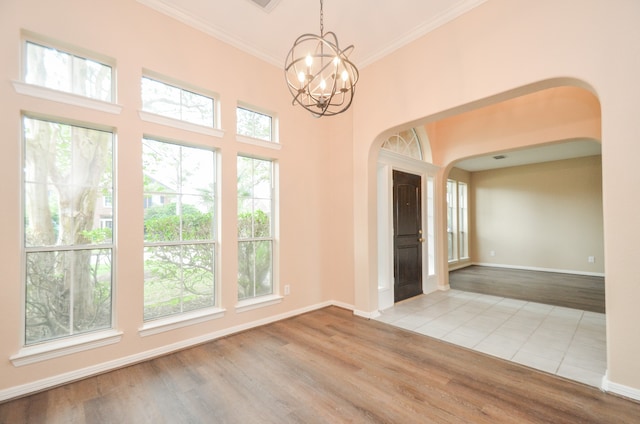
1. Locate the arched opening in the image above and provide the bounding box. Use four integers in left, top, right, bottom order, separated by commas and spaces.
372, 82, 605, 387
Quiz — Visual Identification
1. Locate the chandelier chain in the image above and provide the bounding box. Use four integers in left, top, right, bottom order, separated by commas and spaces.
320, 0, 324, 36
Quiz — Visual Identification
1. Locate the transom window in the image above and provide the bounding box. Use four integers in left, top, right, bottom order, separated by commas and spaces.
237, 156, 274, 300
141, 77, 214, 127
237, 106, 274, 142
142, 138, 217, 320
382, 129, 422, 160
23, 116, 114, 345
24, 41, 113, 102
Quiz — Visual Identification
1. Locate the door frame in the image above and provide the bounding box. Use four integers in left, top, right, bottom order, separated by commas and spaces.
377, 149, 440, 310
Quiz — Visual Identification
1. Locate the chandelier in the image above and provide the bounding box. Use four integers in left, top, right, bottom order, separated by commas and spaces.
284, 0, 359, 117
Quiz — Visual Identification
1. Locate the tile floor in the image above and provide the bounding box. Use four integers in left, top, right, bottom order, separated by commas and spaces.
375, 289, 607, 388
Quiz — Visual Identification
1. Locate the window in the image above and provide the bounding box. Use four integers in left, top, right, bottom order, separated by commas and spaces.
458, 182, 469, 259
237, 156, 274, 300
381, 129, 422, 160
237, 106, 273, 142
23, 116, 114, 345
141, 77, 214, 128
142, 138, 216, 320
447, 179, 469, 262
24, 41, 113, 102
447, 180, 457, 262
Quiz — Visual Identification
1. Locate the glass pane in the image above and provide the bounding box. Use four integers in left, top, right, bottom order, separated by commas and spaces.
252, 199, 272, 238
144, 195, 179, 243
25, 249, 112, 344
142, 138, 180, 193
72, 55, 112, 102
237, 107, 272, 141
237, 241, 272, 300
181, 89, 214, 127
237, 198, 253, 239
237, 241, 255, 300
25, 42, 71, 93
181, 145, 214, 195
25, 42, 112, 101
24, 117, 114, 247
141, 77, 181, 119
180, 195, 214, 241
144, 244, 215, 320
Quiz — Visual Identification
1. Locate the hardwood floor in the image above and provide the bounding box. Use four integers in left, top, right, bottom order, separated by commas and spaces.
2, 307, 637, 423
449, 266, 606, 313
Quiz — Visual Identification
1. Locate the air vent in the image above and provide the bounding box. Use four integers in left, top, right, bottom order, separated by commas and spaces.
247, 0, 283, 13
493, 155, 507, 160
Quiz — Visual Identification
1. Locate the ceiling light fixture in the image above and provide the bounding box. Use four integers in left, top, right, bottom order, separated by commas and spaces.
284, 0, 359, 117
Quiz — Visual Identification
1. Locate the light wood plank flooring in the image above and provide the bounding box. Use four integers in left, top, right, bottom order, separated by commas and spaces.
449, 266, 605, 313
1, 307, 638, 423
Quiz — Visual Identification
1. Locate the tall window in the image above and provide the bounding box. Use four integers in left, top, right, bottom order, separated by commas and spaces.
23, 116, 114, 345
24, 41, 113, 102
237, 106, 273, 142
447, 180, 457, 261
458, 182, 469, 259
237, 156, 274, 300
142, 138, 216, 320
141, 77, 214, 127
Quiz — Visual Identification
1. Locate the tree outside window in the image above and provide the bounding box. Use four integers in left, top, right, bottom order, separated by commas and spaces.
237, 156, 274, 300
23, 116, 114, 344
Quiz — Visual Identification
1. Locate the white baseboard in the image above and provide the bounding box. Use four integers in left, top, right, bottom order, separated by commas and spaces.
0, 300, 353, 403
353, 309, 381, 319
472, 262, 605, 277
601, 373, 640, 401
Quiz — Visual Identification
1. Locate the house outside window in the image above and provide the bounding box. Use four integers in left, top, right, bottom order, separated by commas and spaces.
142, 138, 216, 320
23, 116, 114, 345
237, 156, 274, 300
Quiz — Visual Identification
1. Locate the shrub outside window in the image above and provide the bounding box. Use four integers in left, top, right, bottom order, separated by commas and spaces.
24, 41, 113, 102
142, 138, 216, 320
23, 116, 114, 345
237, 156, 274, 300
142, 77, 214, 128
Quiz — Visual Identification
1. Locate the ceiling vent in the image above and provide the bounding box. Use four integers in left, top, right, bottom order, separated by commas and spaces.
493, 155, 507, 160
247, 0, 283, 13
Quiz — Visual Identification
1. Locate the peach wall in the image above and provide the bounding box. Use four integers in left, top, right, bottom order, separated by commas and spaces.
351, 0, 640, 394
0, 0, 354, 396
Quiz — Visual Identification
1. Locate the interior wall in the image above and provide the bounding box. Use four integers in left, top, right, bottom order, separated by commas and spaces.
471, 156, 604, 274
350, 0, 640, 395
0, 0, 353, 398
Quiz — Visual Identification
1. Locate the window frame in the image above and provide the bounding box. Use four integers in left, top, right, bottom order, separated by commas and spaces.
141, 136, 219, 323
140, 71, 221, 133
21, 32, 116, 103
236, 103, 280, 150
21, 114, 116, 347
236, 155, 280, 310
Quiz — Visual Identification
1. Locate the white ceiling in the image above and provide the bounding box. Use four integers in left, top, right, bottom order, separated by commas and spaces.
454, 140, 602, 172
137, 0, 487, 67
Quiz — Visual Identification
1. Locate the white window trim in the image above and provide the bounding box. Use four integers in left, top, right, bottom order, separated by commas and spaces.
12, 81, 123, 114
139, 307, 225, 337
139, 110, 225, 138
10, 329, 123, 367
235, 294, 283, 313
236, 134, 282, 150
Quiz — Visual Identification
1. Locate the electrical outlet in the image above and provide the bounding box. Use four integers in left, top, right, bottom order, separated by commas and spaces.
284, 284, 290, 295
490, 250, 496, 257
588, 256, 595, 263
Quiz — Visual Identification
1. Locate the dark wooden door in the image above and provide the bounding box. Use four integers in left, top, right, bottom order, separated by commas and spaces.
393, 170, 423, 302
